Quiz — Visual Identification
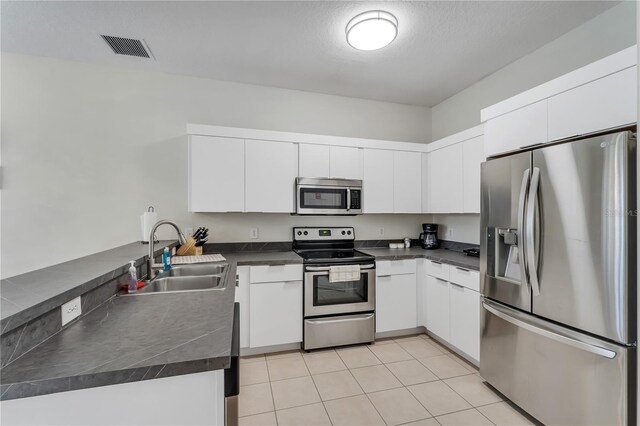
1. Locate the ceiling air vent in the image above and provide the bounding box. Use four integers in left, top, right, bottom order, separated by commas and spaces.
100, 35, 153, 58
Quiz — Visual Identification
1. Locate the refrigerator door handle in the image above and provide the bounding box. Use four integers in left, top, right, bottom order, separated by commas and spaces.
526, 167, 541, 296
517, 168, 530, 285
483, 300, 616, 359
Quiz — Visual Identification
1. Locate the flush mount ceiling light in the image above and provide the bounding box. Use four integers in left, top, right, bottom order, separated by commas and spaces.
346, 10, 398, 51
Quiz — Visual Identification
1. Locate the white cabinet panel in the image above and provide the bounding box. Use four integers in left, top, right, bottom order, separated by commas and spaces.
299, 144, 330, 178
462, 136, 484, 213
484, 100, 548, 157
449, 284, 480, 361
425, 260, 450, 281
245, 140, 298, 213
249, 280, 303, 348
235, 266, 250, 349
330, 146, 363, 180
548, 67, 637, 141
416, 261, 428, 329
188, 135, 244, 212
394, 151, 422, 213
249, 264, 303, 283
376, 274, 417, 333
428, 144, 463, 213
449, 266, 480, 292
363, 149, 394, 213
377, 259, 417, 276
426, 275, 450, 341
421, 153, 429, 213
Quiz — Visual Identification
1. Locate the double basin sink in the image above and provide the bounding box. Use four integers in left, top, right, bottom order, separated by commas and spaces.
124, 263, 229, 295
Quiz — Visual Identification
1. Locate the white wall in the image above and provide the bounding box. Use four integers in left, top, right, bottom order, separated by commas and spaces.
431, 1, 637, 140
1, 53, 431, 278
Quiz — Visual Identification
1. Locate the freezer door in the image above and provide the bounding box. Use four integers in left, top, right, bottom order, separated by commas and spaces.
481, 298, 634, 426
530, 131, 636, 344
480, 151, 532, 311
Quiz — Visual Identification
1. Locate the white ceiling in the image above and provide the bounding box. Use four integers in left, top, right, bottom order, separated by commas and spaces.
1, 1, 617, 107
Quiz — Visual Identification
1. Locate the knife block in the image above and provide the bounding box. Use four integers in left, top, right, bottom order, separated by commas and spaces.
176, 237, 203, 256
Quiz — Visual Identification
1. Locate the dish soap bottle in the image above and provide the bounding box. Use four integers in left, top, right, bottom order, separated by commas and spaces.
162, 247, 171, 271
128, 261, 138, 294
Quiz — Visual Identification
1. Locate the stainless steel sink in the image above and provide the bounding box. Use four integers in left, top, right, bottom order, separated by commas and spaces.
137, 274, 225, 294
121, 262, 229, 296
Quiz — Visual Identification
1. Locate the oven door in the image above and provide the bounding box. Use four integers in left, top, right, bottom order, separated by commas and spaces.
304, 264, 375, 316
297, 185, 349, 215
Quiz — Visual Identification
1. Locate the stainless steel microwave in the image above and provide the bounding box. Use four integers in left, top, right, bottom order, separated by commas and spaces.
295, 178, 363, 215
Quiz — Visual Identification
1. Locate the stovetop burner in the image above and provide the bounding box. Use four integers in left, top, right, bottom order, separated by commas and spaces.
295, 249, 375, 264
292, 227, 375, 265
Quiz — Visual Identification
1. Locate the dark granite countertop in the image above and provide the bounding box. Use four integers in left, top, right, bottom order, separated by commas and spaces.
0, 262, 236, 401
1, 241, 178, 334
360, 247, 480, 271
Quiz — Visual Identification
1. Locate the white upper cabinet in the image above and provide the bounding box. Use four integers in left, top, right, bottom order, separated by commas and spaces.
421, 153, 429, 213
462, 136, 484, 213
484, 100, 548, 158
548, 67, 637, 141
330, 146, 363, 180
188, 135, 245, 212
363, 149, 394, 213
428, 144, 463, 213
393, 151, 422, 213
245, 140, 298, 212
298, 144, 330, 178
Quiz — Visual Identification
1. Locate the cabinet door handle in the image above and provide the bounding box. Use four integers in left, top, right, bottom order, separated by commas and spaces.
450, 282, 465, 289
430, 261, 442, 265
435, 277, 448, 284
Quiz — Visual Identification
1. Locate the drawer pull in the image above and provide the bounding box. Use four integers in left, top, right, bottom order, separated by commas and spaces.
455, 267, 470, 272
450, 282, 465, 289
430, 261, 442, 265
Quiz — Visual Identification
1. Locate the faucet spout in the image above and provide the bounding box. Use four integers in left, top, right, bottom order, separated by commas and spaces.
147, 220, 186, 280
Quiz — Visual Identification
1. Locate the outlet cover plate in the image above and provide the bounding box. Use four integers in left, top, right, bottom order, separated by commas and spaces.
61, 296, 82, 326
250, 228, 259, 239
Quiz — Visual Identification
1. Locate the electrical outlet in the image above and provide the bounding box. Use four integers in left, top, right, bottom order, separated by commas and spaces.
61, 296, 82, 326
184, 227, 194, 237
250, 228, 259, 239
447, 228, 454, 238
378, 227, 385, 237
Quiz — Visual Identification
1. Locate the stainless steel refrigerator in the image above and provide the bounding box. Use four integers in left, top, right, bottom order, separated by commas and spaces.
480, 130, 637, 425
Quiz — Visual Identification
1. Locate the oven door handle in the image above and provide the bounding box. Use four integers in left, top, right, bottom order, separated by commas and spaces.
306, 264, 375, 272
305, 313, 374, 325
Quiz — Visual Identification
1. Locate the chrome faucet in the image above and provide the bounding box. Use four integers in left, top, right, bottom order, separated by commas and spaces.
147, 219, 187, 280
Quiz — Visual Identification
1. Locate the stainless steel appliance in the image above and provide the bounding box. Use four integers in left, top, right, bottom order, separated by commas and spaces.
419, 223, 440, 249
480, 130, 636, 425
294, 227, 376, 350
295, 178, 363, 215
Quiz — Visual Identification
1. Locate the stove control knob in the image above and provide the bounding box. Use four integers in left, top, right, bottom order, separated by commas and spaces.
297, 231, 302, 236
347, 230, 352, 235
303, 231, 308, 236
341, 230, 346, 235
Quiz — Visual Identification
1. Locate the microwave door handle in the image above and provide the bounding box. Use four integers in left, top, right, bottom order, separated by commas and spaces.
346, 188, 351, 212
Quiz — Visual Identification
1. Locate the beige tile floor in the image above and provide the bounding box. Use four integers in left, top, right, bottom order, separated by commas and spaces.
239, 333, 535, 426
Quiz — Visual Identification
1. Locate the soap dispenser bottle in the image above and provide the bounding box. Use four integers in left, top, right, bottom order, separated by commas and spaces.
162, 247, 171, 271
128, 261, 138, 294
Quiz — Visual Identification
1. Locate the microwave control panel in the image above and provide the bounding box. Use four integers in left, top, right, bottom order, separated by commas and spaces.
350, 190, 361, 210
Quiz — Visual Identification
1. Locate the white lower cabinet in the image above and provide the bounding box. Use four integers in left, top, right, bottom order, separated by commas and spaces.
425, 275, 450, 341
449, 283, 480, 360
376, 260, 417, 333
249, 279, 302, 348
425, 264, 480, 362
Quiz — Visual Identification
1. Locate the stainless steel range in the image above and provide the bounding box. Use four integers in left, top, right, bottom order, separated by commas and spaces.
293, 227, 376, 351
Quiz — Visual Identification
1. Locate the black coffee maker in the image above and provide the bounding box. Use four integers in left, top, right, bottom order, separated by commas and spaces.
419, 223, 440, 249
